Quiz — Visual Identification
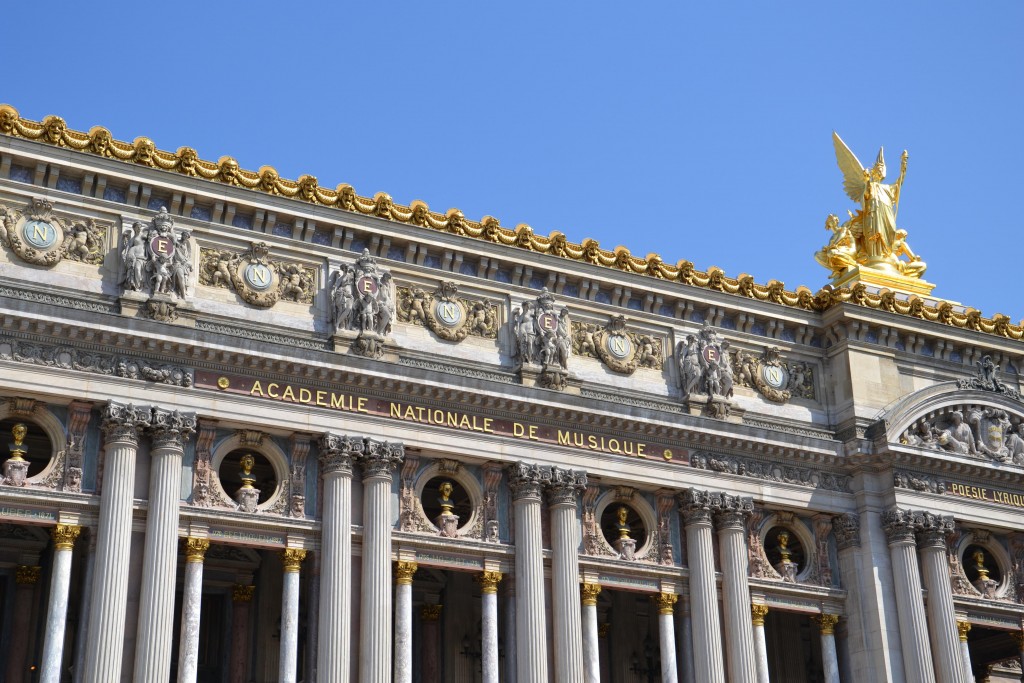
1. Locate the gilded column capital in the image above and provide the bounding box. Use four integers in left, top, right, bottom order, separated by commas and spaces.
184, 537, 210, 563
101, 401, 151, 444
356, 439, 404, 480
653, 592, 678, 615
280, 548, 307, 573
149, 408, 197, 450
545, 466, 587, 507
751, 603, 769, 626
832, 513, 861, 551
508, 461, 546, 502
395, 561, 418, 585
317, 432, 362, 477
51, 524, 81, 550
957, 620, 972, 642
580, 582, 602, 606
476, 570, 503, 594
232, 584, 255, 602
421, 604, 443, 621
814, 613, 840, 635
15, 565, 41, 585
881, 507, 916, 546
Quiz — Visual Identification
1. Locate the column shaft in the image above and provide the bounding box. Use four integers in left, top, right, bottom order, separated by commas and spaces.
479, 572, 502, 683
510, 464, 549, 681
394, 562, 416, 683
176, 539, 209, 683
657, 594, 679, 683
751, 604, 769, 683
317, 436, 354, 683
40, 526, 81, 683
716, 512, 757, 683
581, 584, 601, 683
547, 469, 586, 683
505, 585, 518, 683
815, 615, 841, 683
920, 543, 968, 683
882, 510, 936, 682
279, 550, 306, 683
957, 621, 973, 683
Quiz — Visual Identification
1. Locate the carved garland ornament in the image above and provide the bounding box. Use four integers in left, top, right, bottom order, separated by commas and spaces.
572, 315, 663, 375
0, 197, 106, 267
199, 242, 315, 308
396, 280, 498, 342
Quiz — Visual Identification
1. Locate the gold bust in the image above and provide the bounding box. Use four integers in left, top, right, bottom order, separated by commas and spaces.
239, 454, 256, 490
9, 423, 27, 461
777, 530, 792, 563
973, 549, 990, 581
438, 481, 455, 515
617, 506, 631, 539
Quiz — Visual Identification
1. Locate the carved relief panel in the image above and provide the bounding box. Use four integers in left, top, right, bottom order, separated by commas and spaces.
396, 280, 498, 342
0, 197, 106, 267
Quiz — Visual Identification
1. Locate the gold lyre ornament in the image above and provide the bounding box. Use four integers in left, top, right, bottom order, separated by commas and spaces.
395, 561, 418, 585
52, 524, 81, 550
9, 423, 28, 461
185, 537, 210, 563
476, 570, 502, 594
280, 548, 307, 572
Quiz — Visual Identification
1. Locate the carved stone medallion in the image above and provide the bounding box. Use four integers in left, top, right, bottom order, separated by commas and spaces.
572, 315, 663, 375
396, 280, 498, 342
0, 197, 105, 267
732, 346, 815, 403
199, 242, 315, 308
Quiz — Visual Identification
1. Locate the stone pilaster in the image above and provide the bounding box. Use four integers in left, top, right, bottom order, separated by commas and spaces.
356, 439, 404, 683
394, 561, 418, 683
279, 549, 307, 683
229, 585, 254, 683
679, 488, 725, 683
581, 583, 601, 683
39, 525, 81, 683
508, 461, 550, 682
751, 603, 769, 683
713, 495, 756, 683
655, 593, 679, 683
421, 604, 442, 683
882, 507, 936, 682
477, 571, 503, 683
916, 513, 968, 683
504, 581, 518, 683
814, 614, 841, 683
177, 537, 210, 683
546, 466, 587, 683
6, 565, 41, 682
317, 432, 359, 683
83, 402, 150, 683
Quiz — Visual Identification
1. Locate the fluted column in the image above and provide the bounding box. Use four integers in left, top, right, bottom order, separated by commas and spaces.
714, 497, 757, 683
356, 439, 404, 683
133, 408, 197, 683
504, 581, 518, 683
581, 583, 601, 683
882, 508, 936, 682
957, 621, 974, 683
477, 571, 503, 683
39, 525, 81, 683
916, 513, 968, 683
279, 549, 307, 683
421, 605, 442, 683
229, 585, 254, 683
83, 402, 150, 683
176, 538, 210, 683
508, 462, 550, 681
656, 593, 679, 683
6, 565, 41, 683
317, 433, 358, 683
394, 561, 417, 683
815, 614, 840, 683
679, 489, 725, 683
751, 604, 769, 683
547, 466, 587, 683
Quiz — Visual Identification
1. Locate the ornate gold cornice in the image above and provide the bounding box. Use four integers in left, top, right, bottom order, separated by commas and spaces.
51, 524, 81, 550
395, 561, 418, 586
184, 537, 210, 563
4, 105, 1019, 342
232, 584, 255, 602
280, 548, 307, 573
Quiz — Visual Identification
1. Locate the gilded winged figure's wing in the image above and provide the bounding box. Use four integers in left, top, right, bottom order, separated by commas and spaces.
833, 132, 867, 202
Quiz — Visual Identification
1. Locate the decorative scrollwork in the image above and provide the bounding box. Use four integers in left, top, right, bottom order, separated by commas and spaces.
396, 281, 498, 342
572, 315, 662, 375
199, 242, 315, 308
0, 198, 106, 267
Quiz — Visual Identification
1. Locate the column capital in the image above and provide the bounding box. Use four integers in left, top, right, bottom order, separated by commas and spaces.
395, 561, 418, 585
814, 613, 839, 635
476, 570, 503, 594
508, 461, 546, 502
881, 507, 916, 545
101, 401, 151, 444
678, 487, 714, 526
318, 432, 361, 476
280, 548, 307, 573
149, 408, 197, 450
356, 439, 404, 480
751, 603, 769, 626
653, 592, 678, 615
832, 512, 861, 551
713, 494, 753, 531
545, 466, 587, 507
51, 523, 81, 550
232, 584, 255, 602
15, 565, 41, 585
679, 488, 752, 528
421, 604, 443, 621
580, 582, 602, 606
915, 511, 955, 549
957, 620, 971, 642
184, 537, 210, 563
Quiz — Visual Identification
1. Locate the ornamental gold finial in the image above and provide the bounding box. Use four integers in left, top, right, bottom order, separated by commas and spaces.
9, 423, 27, 461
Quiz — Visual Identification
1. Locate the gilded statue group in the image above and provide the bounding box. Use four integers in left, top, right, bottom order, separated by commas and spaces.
815, 133, 926, 280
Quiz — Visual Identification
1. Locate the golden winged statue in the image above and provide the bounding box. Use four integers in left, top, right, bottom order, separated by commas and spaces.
815, 133, 928, 288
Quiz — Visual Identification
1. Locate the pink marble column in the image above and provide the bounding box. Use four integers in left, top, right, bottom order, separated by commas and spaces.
421, 604, 442, 683
6, 565, 41, 683
229, 584, 254, 683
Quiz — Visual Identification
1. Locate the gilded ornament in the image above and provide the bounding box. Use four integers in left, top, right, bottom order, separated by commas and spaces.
184, 537, 210, 563
280, 548, 307, 573
0, 198, 105, 268
580, 582, 602, 606
751, 603, 769, 626
421, 604, 443, 621
8, 422, 27, 461
653, 592, 678, 615
397, 280, 498, 342
232, 584, 255, 602
120, 207, 192, 300
476, 570, 503, 594
51, 524, 81, 550
814, 613, 839, 635
957, 620, 972, 642
395, 561, 418, 585
15, 565, 41, 585
199, 242, 314, 308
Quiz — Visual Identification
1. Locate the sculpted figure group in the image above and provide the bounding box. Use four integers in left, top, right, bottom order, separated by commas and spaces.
511, 288, 570, 371
330, 249, 395, 358
121, 207, 192, 299
676, 321, 734, 400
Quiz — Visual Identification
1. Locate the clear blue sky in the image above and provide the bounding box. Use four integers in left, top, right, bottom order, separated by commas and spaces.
4, 3, 1021, 318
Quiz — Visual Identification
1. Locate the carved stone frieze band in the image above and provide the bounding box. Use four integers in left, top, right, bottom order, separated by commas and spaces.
690, 452, 851, 492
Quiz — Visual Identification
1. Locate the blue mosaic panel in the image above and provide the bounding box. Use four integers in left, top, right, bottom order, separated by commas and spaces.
8, 165, 32, 183
273, 223, 293, 238
56, 176, 82, 194
780, 328, 795, 342
386, 246, 406, 262
950, 351, 962, 362
459, 261, 478, 277
691, 311, 707, 323
190, 205, 213, 221
103, 185, 127, 203
312, 229, 332, 245
658, 304, 675, 317
750, 322, 765, 336
231, 214, 253, 230
920, 345, 934, 357
528, 275, 546, 290
349, 239, 366, 254
720, 317, 737, 330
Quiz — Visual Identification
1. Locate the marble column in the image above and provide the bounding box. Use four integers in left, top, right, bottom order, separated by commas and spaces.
957, 621, 974, 683
421, 604, 443, 683
581, 583, 601, 683
715, 498, 757, 683
656, 593, 679, 683
394, 561, 418, 683
679, 489, 725, 683
815, 614, 841, 683
133, 408, 197, 683
356, 439, 404, 683
279, 549, 307, 683
916, 513, 968, 683
546, 466, 587, 683
478, 570, 503, 683
6, 565, 41, 683
881, 508, 936, 682
317, 433, 357, 683
176, 538, 210, 683
40, 525, 81, 683
83, 402, 150, 683
229, 585, 254, 683
677, 596, 696, 683
751, 604, 769, 683
509, 462, 550, 681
